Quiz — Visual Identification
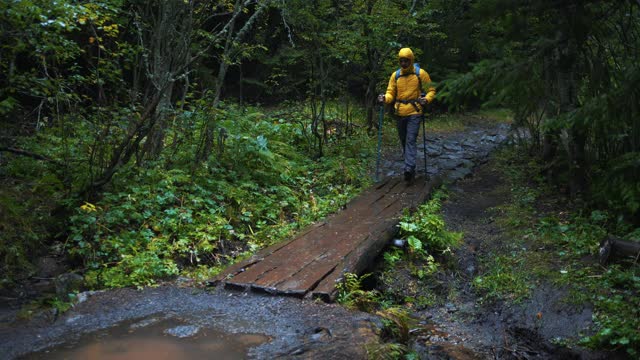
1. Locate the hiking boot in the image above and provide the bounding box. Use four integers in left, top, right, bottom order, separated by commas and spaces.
404, 170, 415, 183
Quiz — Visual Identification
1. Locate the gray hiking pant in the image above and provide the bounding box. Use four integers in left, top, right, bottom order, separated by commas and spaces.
396, 114, 424, 173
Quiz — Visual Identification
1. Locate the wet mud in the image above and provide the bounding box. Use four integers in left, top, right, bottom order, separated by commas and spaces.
2, 286, 378, 359
22, 317, 269, 360
378, 152, 626, 359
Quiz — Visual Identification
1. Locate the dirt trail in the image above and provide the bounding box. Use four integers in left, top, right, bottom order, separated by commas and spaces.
389, 156, 623, 359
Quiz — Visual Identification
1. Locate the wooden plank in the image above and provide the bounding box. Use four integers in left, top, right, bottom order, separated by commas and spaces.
267, 258, 339, 297
311, 176, 440, 301
211, 174, 438, 301
220, 179, 408, 289
226, 221, 344, 285
250, 179, 416, 294
208, 221, 325, 285
218, 180, 400, 286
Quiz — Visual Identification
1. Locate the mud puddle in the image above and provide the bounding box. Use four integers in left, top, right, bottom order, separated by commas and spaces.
22, 317, 269, 360
2, 286, 379, 359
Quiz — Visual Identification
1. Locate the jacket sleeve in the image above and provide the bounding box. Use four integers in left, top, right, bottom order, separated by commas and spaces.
384, 72, 397, 104
420, 69, 436, 103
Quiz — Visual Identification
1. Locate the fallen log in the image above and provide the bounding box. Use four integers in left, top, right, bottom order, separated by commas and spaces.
599, 235, 640, 266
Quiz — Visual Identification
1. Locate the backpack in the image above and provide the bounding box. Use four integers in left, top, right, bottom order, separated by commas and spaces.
395, 63, 422, 84
393, 63, 424, 114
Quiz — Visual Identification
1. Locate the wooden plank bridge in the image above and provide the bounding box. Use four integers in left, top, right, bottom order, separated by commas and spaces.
210, 175, 440, 302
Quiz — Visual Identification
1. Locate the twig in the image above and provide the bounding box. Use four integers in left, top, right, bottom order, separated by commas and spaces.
0, 147, 63, 165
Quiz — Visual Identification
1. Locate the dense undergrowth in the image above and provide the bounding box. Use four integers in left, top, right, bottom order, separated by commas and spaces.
336, 139, 639, 358
1, 101, 375, 289
475, 146, 640, 357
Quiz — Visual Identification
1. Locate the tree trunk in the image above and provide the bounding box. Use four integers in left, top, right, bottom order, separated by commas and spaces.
196, 0, 271, 163
84, 1, 194, 196
558, 4, 587, 197
364, 0, 379, 131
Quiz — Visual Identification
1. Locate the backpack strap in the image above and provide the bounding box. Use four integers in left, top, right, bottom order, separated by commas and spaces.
414, 63, 423, 95
395, 63, 421, 81
394, 63, 424, 113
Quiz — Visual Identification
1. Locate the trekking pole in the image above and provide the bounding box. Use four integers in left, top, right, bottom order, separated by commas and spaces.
375, 104, 384, 182
422, 112, 428, 181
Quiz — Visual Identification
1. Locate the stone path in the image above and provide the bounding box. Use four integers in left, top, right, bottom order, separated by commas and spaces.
381, 122, 510, 182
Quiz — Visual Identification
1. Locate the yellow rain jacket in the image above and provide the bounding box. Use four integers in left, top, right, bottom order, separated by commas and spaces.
383, 48, 436, 117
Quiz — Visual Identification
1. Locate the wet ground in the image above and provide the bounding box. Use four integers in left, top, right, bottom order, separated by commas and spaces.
22, 317, 270, 360
378, 115, 511, 183
375, 144, 626, 359
406, 162, 597, 359
2, 286, 379, 359
5, 116, 602, 360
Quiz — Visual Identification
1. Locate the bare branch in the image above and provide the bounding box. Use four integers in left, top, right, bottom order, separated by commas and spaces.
234, 0, 272, 43
0, 147, 63, 165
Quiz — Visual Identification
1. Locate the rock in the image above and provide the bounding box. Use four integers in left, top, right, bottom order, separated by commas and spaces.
75, 290, 103, 304
443, 143, 463, 152
426, 167, 439, 175
480, 135, 496, 143
35, 256, 66, 278
460, 159, 473, 168
466, 264, 476, 276
65, 315, 84, 325
310, 327, 332, 342
426, 144, 442, 156
164, 325, 201, 338
447, 168, 473, 181
461, 140, 477, 148
130, 317, 162, 330
439, 154, 459, 160
445, 303, 458, 313
440, 159, 465, 170
54, 273, 84, 301
175, 276, 194, 287
32, 279, 56, 294
463, 151, 478, 160
392, 239, 406, 248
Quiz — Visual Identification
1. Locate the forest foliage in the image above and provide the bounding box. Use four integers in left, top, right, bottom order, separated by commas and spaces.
1, 0, 639, 351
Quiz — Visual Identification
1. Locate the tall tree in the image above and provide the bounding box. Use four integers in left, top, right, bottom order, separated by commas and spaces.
444, 0, 640, 220
196, 0, 273, 162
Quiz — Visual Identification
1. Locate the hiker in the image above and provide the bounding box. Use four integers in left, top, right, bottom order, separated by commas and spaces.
378, 47, 436, 182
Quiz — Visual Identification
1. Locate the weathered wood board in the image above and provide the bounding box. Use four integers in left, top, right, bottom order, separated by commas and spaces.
209, 175, 441, 301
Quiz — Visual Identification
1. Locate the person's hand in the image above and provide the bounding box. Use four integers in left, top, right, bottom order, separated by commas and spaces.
377, 94, 385, 103
418, 97, 427, 105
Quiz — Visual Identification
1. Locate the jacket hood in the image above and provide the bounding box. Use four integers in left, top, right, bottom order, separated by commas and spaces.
398, 48, 414, 62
